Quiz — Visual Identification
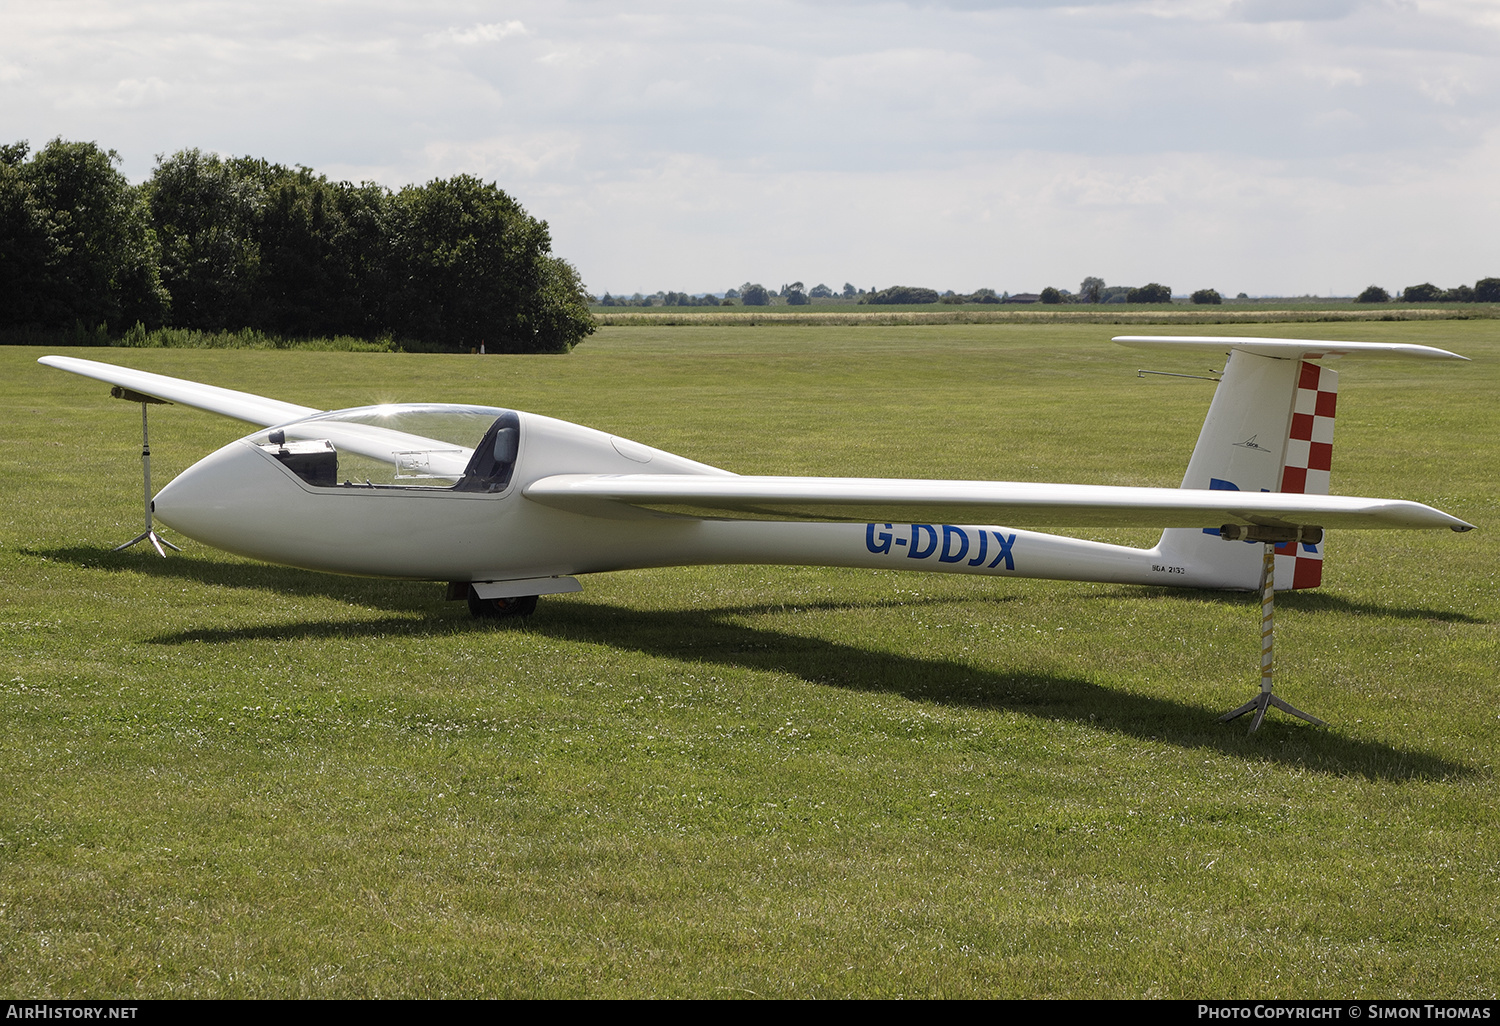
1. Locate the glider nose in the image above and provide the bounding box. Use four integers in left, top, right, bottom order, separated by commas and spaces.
152, 440, 277, 547
151, 464, 207, 530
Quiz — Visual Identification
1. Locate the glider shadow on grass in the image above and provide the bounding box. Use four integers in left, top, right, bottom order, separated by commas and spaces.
27, 546, 440, 612
492, 600, 1473, 782
1087, 584, 1488, 625
30, 547, 1476, 780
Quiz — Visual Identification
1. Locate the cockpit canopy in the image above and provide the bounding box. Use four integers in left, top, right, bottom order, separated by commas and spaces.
245, 404, 521, 492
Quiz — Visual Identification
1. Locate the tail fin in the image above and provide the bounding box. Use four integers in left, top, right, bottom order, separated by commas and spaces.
1114, 336, 1467, 591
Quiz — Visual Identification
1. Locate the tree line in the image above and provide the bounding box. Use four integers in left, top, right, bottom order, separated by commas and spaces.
1356, 281, 1500, 304
600, 275, 1500, 308
598, 280, 1207, 307
0, 138, 595, 352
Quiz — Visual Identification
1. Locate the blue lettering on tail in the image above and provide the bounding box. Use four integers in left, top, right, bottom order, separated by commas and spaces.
1202, 478, 1239, 536
1203, 478, 1284, 543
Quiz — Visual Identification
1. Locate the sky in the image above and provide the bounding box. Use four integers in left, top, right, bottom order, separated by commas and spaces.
3, 0, 1498, 297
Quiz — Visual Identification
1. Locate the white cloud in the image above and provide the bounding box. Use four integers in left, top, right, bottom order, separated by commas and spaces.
1, 0, 1498, 294
416, 132, 583, 182
521, 130, 1500, 296
108, 76, 173, 108
1231, 0, 1365, 23
426, 20, 527, 46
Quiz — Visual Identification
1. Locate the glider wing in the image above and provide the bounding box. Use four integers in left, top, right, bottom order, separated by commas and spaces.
524, 474, 1474, 531
39, 355, 321, 426
39, 356, 474, 472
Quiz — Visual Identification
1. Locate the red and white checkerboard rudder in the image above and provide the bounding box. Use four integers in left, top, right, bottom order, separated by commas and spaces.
1274, 360, 1338, 590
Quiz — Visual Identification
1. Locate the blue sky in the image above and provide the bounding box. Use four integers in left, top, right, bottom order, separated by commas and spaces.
4, 1, 1498, 296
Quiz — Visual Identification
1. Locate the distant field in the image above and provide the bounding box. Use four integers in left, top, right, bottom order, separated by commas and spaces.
1, 321, 1496, 997
593, 303, 1500, 327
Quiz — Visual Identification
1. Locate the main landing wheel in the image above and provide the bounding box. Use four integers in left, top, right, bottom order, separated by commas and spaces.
467, 589, 539, 619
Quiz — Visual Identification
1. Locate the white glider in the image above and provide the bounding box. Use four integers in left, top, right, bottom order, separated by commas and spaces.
40, 336, 1471, 622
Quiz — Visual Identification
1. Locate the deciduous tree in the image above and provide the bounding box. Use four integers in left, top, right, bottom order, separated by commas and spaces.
862, 285, 939, 305
384, 175, 590, 352
1400, 282, 1443, 303
148, 149, 263, 331
1, 139, 167, 330
1127, 283, 1172, 303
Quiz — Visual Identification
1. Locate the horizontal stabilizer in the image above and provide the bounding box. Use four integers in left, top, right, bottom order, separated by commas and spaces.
1113, 336, 1468, 362
525, 474, 1474, 532
39, 356, 320, 426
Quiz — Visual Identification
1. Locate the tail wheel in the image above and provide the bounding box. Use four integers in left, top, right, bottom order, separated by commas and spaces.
467, 589, 539, 619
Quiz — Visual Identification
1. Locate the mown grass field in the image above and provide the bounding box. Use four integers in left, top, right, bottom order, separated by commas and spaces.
591, 302, 1500, 327
1, 321, 1496, 998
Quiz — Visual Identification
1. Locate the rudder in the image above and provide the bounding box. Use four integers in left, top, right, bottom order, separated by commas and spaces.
1272, 360, 1338, 589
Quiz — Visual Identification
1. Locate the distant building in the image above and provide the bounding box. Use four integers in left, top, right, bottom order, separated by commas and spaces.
1004, 293, 1041, 304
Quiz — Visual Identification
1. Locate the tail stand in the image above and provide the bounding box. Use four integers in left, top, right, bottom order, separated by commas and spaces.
1219, 543, 1325, 732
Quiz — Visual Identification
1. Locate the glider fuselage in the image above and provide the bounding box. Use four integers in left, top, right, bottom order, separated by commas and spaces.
153, 409, 1180, 588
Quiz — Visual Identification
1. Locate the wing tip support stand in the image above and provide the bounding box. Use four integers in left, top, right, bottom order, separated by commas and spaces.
1219, 541, 1325, 733
111, 386, 181, 558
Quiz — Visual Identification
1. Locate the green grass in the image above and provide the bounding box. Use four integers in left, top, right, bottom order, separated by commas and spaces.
1, 322, 1496, 997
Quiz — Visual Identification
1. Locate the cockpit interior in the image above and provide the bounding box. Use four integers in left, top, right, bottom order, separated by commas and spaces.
247, 405, 521, 493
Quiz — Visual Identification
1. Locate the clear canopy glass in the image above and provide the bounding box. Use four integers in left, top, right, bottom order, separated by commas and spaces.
245, 404, 519, 490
